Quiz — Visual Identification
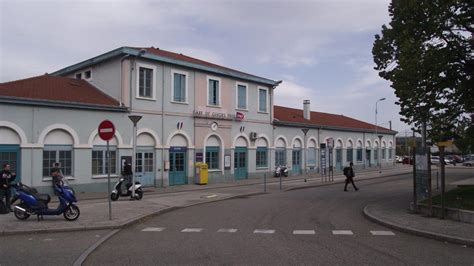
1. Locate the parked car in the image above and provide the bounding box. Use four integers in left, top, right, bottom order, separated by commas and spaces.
462, 160, 474, 167
395, 155, 403, 163
402, 157, 413, 165
431, 156, 440, 165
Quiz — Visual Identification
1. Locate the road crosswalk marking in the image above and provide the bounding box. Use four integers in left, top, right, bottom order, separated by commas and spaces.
142, 227, 165, 232
332, 230, 354, 235
370, 230, 395, 236
253, 229, 275, 234
218, 228, 238, 233
182, 228, 203, 233
293, 230, 316, 235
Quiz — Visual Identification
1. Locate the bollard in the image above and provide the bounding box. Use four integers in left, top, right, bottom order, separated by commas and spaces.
279, 174, 282, 191
263, 173, 266, 192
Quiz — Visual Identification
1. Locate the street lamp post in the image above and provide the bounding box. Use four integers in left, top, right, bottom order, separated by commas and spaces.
375, 98, 386, 170
128, 114, 142, 199
301, 128, 309, 180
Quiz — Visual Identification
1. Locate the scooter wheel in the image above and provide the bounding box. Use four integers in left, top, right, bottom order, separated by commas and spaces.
135, 190, 143, 200
64, 205, 80, 221
14, 204, 30, 220
111, 193, 119, 201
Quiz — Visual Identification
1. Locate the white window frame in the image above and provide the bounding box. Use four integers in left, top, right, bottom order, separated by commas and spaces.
136, 62, 157, 101
206, 76, 222, 108
235, 82, 248, 111
171, 69, 189, 104
42, 145, 74, 179
83, 68, 93, 81
258, 86, 269, 113
91, 146, 118, 177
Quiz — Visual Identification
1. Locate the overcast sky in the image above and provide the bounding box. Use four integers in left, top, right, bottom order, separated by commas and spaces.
0, 0, 409, 133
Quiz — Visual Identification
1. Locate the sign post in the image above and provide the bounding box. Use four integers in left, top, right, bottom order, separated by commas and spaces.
98, 120, 115, 221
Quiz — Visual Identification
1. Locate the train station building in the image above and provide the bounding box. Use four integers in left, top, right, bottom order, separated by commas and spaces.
0, 46, 396, 193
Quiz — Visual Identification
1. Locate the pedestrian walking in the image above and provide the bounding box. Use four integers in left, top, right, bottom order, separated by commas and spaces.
343, 162, 359, 191
1, 163, 17, 212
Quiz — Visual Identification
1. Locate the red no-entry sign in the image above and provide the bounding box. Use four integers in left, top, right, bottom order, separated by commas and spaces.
98, 120, 115, 141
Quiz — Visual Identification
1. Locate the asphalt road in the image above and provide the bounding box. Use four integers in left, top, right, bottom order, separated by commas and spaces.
84, 170, 474, 265
0, 169, 472, 265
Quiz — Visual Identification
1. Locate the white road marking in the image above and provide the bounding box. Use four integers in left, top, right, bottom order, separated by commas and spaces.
141, 227, 165, 232
218, 228, 238, 233
370, 230, 395, 236
181, 228, 203, 233
204, 194, 218, 199
253, 229, 275, 234
332, 230, 354, 235
43, 238, 53, 241
293, 230, 316, 235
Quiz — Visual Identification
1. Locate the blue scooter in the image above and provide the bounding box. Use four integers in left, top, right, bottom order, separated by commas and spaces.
11, 178, 80, 221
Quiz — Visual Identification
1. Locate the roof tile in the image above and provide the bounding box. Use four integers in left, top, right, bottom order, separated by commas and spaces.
274, 105, 395, 134
0, 75, 121, 107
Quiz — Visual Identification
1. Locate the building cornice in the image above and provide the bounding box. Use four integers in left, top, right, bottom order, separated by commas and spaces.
273, 120, 397, 135
52, 47, 279, 87
0, 96, 128, 112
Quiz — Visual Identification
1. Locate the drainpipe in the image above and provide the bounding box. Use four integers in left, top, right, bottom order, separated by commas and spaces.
363, 132, 366, 169
120, 55, 131, 107
161, 63, 165, 188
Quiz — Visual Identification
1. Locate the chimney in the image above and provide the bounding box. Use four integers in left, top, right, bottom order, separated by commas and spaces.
389, 120, 392, 130
303, 100, 311, 120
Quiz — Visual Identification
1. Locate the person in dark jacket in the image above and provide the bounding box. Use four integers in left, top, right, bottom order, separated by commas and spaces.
343, 162, 359, 191
1, 163, 17, 211
121, 162, 133, 193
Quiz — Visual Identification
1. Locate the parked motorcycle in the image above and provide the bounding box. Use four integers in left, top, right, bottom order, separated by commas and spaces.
110, 176, 143, 201
11, 178, 80, 221
274, 165, 289, 177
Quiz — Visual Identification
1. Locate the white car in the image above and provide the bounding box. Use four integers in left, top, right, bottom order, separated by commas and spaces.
431, 156, 440, 164
462, 160, 474, 167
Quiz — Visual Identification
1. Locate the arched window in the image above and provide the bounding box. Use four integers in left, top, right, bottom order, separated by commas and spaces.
256, 137, 268, 168
356, 140, 363, 162
347, 140, 354, 163
275, 138, 286, 166
43, 129, 74, 177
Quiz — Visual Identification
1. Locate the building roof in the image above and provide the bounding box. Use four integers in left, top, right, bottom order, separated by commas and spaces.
52, 46, 279, 86
0, 75, 122, 109
274, 105, 396, 134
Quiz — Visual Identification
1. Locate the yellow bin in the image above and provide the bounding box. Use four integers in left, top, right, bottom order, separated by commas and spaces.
195, 162, 208, 185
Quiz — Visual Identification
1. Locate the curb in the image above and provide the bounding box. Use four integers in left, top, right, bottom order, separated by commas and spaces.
66, 167, 409, 202
363, 205, 474, 247
284, 171, 411, 192
1, 191, 266, 236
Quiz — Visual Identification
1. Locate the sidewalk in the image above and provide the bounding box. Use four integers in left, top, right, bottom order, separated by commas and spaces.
0, 165, 411, 235
364, 200, 474, 247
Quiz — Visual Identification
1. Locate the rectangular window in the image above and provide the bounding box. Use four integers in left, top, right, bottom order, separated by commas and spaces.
135, 152, 143, 173
92, 148, 117, 175
237, 84, 247, 109
75, 73, 82, 79
42, 146, 73, 177
292, 150, 301, 165
258, 88, 268, 112
256, 147, 268, 167
205, 147, 219, 169
173, 72, 186, 102
275, 149, 286, 166
374, 149, 379, 161
144, 152, 154, 172
382, 148, 386, 159
357, 148, 363, 162
389, 148, 393, 159
307, 148, 316, 165
139, 67, 153, 98
84, 70, 92, 80
208, 79, 220, 106
347, 148, 353, 162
